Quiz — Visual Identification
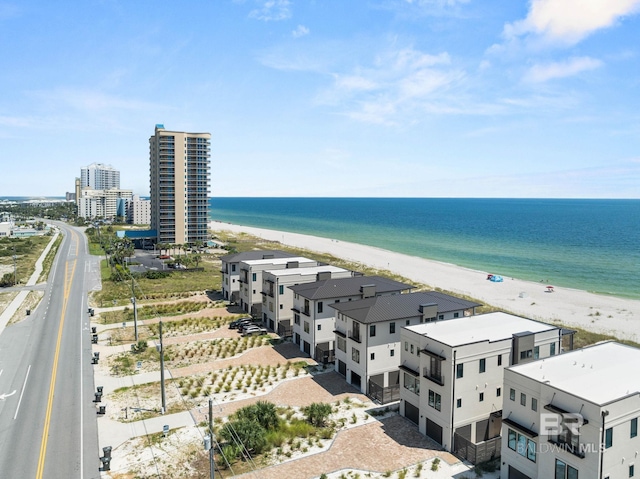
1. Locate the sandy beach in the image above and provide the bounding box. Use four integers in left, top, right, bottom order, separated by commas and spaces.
211, 221, 640, 342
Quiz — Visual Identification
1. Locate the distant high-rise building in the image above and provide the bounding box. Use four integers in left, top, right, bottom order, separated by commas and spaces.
80, 163, 120, 190
149, 124, 211, 245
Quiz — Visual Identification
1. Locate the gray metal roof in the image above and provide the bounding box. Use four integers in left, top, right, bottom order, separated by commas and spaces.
289, 275, 412, 300
329, 291, 482, 324
220, 250, 296, 263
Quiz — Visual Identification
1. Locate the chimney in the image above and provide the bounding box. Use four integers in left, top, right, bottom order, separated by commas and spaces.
316, 271, 332, 281
360, 284, 376, 299
419, 303, 438, 322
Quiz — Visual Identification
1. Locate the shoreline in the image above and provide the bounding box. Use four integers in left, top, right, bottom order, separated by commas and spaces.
210, 221, 640, 342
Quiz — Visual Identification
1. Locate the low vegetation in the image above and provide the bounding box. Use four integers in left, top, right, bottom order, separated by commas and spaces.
0, 235, 53, 286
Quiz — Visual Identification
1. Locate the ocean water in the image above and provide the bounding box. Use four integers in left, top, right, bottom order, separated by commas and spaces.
209, 198, 640, 300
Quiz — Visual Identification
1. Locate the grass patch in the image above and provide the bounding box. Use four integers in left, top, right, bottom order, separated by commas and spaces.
91, 256, 221, 307
0, 235, 53, 285
38, 233, 62, 283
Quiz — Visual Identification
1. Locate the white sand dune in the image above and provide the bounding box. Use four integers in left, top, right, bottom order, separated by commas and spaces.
211, 221, 640, 343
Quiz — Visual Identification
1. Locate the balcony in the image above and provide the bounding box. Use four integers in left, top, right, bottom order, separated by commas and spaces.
422, 367, 444, 386
348, 330, 362, 343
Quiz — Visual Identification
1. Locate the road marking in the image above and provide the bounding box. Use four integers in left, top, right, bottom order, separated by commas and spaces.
14, 364, 31, 420
36, 230, 78, 479
0, 390, 16, 400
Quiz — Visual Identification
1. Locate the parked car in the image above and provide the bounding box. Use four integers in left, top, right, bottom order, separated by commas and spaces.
238, 321, 262, 333
229, 317, 253, 329
241, 325, 268, 337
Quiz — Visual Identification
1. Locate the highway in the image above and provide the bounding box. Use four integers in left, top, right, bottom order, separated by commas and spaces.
0, 223, 101, 478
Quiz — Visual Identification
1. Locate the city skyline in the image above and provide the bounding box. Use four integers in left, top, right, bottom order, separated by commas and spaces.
0, 0, 639, 198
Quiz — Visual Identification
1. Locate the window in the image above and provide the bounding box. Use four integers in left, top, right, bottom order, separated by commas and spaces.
370, 325, 376, 337
497, 354, 502, 366
630, 465, 635, 478
551, 342, 556, 356
632, 418, 638, 438
534, 346, 540, 359
279, 304, 283, 310
520, 349, 533, 360
532, 398, 538, 411
389, 322, 395, 334
456, 363, 464, 379
352, 347, 360, 363
454, 312, 459, 318
252, 272, 256, 282
456, 398, 462, 408
555, 459, 578, 479
497, 387, 501, 397
510, 388, 516, 401
337, 336, 346, 353
507, 429, 536, 462
410, 344, 414, 354
479, 392, 484, 402
520, 393, 526, 406
294, 314, 300, 325
303, 321, 309, 333
404, 374, 420, 395
427, 355, 443, 384
317, 324, 321, 331
479, 358, 486, 373
279, 285, 284, 295
605, 427, 613, 448
231, 264, 236, 272
428, 390, 441, 411
406, 319, 410, 326
438, 314, 444, 320
405, 341, 408, 351
318, 301, 323, 313
370, 352, 375, 360
390, 349, 395, 357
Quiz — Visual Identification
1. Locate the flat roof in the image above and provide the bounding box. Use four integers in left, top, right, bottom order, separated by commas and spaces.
406, 312, 557, 347
508, 341, 640, 405
267, 265, 349, 277
242, 256, 315, 266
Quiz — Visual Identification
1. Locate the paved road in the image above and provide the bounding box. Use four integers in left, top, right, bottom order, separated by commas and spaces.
0, 222, 101, 478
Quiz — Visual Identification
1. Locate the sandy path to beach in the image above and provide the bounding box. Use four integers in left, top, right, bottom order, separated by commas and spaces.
211, 221, 640, 342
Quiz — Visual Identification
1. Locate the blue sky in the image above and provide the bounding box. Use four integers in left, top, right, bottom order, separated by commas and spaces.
1, 0, 639, 198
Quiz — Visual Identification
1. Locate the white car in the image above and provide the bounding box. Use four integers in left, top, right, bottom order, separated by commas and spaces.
241, 325, 268, 337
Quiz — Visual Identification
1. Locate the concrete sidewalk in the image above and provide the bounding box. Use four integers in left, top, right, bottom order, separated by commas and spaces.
0, 231, 59, 336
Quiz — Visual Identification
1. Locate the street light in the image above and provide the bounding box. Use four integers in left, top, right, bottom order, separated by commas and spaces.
130, 296, 138, 343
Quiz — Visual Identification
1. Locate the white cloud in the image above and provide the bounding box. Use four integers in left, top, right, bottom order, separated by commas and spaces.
505, 0, 640, 45
524, 56, 603, 82
334, 75, 378, 91
249, 0, 291, 21
292, 25, 309, 38
329, 48, 460, 124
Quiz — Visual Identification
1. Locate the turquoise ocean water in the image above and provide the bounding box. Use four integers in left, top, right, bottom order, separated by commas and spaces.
213, 198, 640, 299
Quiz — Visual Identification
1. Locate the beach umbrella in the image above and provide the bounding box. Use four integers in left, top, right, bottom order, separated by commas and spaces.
546, 285, 555, 292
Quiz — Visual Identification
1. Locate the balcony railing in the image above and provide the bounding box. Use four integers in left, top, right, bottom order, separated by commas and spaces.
423, 367, 444, 386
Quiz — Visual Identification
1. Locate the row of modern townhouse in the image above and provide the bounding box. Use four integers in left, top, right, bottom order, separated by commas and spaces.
221, 249, 640, 479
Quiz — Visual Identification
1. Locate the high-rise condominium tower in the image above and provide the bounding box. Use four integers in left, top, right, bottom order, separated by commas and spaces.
80, 163, 120, 189
149, 124, 211, 245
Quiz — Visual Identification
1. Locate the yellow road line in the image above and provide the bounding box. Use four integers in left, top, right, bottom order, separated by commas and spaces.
36, 230, 79, 479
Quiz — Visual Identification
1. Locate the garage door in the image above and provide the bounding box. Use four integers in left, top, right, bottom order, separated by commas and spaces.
508, 465, 532, 479
426, 418, 443, 445
404, 401, 419, 425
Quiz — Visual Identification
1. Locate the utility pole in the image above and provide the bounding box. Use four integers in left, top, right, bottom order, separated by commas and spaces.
131, 277, 138, 342
159, 320, 166, 414
12, 245, 17, 286
209, 398, 215, 479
